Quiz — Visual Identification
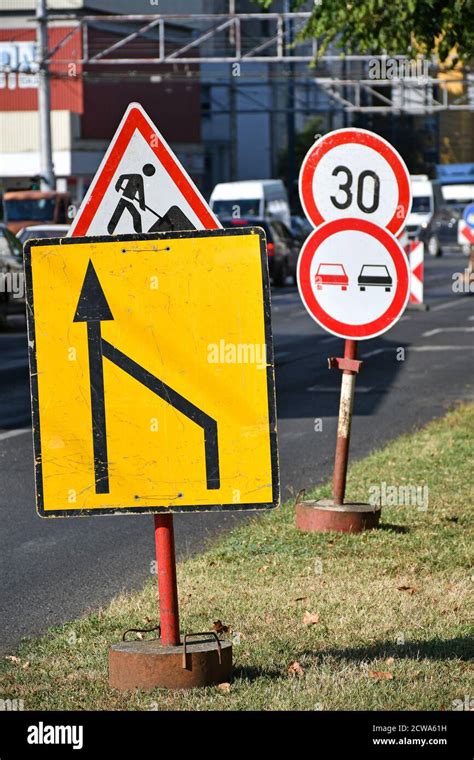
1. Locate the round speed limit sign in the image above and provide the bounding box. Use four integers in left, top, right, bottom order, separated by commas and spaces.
299, 128, 411, 237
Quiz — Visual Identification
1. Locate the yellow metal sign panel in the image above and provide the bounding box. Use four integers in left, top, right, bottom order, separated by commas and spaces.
24, 228, 279, 517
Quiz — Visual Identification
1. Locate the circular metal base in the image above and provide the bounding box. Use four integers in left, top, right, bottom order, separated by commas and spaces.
295, 499, 381, 534
109, 638, 232, 691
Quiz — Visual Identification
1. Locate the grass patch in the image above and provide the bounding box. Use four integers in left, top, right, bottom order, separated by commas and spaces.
1, 403, 473, 711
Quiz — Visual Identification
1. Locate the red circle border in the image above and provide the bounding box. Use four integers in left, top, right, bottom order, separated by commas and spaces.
297, 218, 410, 340
299, 128, 411, 237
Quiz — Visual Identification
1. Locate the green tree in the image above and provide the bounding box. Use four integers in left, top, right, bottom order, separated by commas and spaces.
257, 0, 474, 64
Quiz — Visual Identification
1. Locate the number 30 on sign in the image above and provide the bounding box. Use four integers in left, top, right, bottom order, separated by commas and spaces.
299, 128, 411, 237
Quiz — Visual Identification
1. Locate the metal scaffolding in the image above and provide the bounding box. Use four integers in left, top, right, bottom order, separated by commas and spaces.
1, 11, 472, 114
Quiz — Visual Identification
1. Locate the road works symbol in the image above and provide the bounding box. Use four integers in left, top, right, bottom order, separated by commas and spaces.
74, 261, 220, 495
299, 128, 412, 237
297, 218, 410, 341
68, 102, 221, 238
24, 228, 278, 517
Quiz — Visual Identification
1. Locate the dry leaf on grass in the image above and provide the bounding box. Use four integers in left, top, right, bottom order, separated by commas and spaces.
303, 611, 320, 626
5, 656, 20, 664
212, 620, 230, 634
369, 670, 393, 680
258, 565, 269, 573
216, 682, 230, 693
288, 660, 305, 678
385, 657, 395, 666
397, 585, 417, 594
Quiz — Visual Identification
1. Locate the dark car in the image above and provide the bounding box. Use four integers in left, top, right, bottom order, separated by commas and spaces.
358, 264, 392, 292
423, 182, 474, 258
0, 224, 24, 328
218, 216, 298, 286
423, 203, 472, 257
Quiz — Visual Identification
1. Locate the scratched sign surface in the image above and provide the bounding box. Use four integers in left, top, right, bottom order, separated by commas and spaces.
24, 228, 279, 517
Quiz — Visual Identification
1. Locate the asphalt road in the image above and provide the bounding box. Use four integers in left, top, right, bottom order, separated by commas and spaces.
0, 250, 473, 654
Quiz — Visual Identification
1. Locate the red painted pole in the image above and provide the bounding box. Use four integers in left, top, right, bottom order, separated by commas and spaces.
154, 514, 180, 647
333, 339, 358, 506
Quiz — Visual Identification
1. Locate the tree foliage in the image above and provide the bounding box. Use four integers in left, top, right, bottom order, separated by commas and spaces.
256, 0, 474, 64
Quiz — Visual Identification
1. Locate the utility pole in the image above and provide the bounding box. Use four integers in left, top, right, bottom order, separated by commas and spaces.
36, 0, 55, 190
284, 0, 296, 209
228, 0, 237, 181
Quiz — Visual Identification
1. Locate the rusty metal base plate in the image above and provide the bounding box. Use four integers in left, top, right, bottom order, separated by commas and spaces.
295, 499, 381, 534
109, 639, 232, 691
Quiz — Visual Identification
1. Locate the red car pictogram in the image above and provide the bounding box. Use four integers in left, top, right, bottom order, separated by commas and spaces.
315, 262, 349, 290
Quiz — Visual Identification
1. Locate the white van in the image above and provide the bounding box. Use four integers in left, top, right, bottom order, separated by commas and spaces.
210, 180, 291, 227
406, 175, 434, 240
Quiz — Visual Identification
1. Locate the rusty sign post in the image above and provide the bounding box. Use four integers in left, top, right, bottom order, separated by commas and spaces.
295, 128, 412, 533
332, 339, 359, 507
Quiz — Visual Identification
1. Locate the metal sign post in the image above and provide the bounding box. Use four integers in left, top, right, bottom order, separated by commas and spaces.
154, 514, 180, 647
332, 339, 359, 507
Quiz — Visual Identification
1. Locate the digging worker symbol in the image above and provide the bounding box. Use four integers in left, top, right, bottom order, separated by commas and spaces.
107, 162, 195, 235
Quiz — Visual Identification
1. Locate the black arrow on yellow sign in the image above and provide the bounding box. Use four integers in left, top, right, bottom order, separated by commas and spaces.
74, 261, 220, 495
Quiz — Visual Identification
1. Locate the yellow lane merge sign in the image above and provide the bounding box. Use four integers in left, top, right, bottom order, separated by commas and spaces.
24, 228, 279, 517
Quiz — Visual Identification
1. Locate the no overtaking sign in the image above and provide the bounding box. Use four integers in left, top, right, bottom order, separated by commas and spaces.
297, 128, 412, 340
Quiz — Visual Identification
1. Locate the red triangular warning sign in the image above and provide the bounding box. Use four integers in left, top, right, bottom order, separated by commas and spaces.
68, 102, 221, 238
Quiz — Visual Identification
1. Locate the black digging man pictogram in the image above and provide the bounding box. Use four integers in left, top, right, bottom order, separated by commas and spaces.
107, 163, 156, 235
107, 162, 196, 235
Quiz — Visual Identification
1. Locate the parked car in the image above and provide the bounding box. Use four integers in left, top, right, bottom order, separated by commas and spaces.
423, 182, 474, 256
423, 204, 472, 257
218, 216, 298, 286
315, 263, 349, 290
358, 264, 393, 292
0, 224, 24, 328
17, 224, 70, 244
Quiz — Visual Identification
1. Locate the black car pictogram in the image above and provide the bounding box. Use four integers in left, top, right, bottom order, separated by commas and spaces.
358, 264, 393, 292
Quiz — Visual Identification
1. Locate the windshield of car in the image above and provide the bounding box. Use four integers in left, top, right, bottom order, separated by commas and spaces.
291, 216, 312, 235
18, 227, 67, 243
317, 264, 345, 275
212, 199, 261, 217
411, 196, 432, 213
5, 198, 56, 222
360, 265, 389, 276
